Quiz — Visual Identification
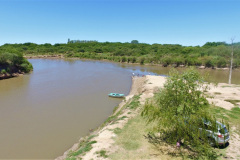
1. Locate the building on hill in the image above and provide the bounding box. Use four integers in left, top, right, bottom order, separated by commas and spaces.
67, 39, 98, 44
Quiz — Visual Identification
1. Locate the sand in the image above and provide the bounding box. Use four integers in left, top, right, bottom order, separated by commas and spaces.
56, 75, 240, 160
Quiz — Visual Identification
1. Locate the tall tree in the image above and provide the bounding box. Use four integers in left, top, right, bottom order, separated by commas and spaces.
142, 68, 223, 159
228, 37, 234, 84
131, 40, 139, 44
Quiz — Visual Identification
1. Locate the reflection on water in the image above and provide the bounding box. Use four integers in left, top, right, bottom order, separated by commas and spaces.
0, 59, 239, 159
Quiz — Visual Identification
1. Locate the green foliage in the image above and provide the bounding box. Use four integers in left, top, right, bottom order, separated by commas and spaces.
140, 57, 145, 65
1, 69, 6, 74
0, 52, 33, 74
1, 41, 239, 68
68, 140, 97, 157
96, 150, 108, 158
203, 42, 227, 48
141, 68, 225, 159
210, 106, 239, 134
20, 59, 33, 73
224, 99, 240, 106
66, 158, 76, 160
127, 95, 140, 109
216, 57, 227, 68
131, 40, 139, 44
114, 115, 143, 151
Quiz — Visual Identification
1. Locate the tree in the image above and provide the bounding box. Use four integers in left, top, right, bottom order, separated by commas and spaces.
228, 38, 234, 84
141, 68, 223, 159
131, 40, 139, 44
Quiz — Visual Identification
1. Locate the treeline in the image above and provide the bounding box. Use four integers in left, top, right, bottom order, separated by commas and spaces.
1, 41, 240, 68
0, 52, 33, 75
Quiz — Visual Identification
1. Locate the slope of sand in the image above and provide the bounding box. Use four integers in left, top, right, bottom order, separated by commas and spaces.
207, 83, 240, 110
56, 75, 240, 160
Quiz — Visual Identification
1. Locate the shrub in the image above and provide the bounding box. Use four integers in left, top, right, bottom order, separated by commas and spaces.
1, 69, 7, 74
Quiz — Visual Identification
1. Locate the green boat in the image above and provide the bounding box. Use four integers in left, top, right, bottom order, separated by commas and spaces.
108, 93, 125, 98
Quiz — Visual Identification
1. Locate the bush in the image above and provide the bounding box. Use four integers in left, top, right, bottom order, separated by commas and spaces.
142, 68, 222, 159
20, 59, 33, 73
132, 57, 136, 63
1, 69, 7, 74
216, 58, 227, 68
140, 57, 145, 65
121, 56, 127, 62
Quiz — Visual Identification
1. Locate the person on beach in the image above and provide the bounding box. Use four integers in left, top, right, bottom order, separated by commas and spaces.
176, 140, 181, 149
132, 73, 135, 78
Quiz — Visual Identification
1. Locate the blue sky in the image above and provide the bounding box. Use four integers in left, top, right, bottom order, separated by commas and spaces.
0, 0, 239, 46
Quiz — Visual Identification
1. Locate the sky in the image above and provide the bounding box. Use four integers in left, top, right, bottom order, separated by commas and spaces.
0, 0, 239, 46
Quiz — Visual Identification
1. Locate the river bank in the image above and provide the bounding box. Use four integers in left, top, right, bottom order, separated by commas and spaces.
24, 55, 239, 71
56, 75, 240, 160
0, 72, 24, 80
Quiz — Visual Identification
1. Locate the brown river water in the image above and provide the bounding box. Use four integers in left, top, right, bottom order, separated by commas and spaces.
0, 59, 239, 159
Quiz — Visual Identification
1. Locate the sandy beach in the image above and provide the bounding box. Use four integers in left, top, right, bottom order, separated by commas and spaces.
56, 75, 240, 160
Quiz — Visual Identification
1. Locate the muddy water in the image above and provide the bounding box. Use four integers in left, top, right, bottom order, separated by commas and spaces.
0, 59, 239, 159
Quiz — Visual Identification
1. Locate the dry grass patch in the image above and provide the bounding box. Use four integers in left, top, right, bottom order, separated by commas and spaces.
109, 115, 183, 160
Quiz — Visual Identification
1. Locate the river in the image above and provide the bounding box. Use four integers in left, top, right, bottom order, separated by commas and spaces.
0, 59, 239, 159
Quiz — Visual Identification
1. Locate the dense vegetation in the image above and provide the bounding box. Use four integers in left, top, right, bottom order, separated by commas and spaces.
0, 52, 33, 75
0, 41, 240, 68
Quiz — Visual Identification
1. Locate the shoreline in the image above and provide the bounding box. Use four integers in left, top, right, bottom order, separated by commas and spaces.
24, 55, 239, 70
0, 72, 24, 80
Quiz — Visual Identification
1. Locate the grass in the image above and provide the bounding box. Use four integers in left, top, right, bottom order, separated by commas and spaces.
66, 158, 76, 160
113, 127, 122, 134
100, 95, 140, 128
224, 99, 240, 105
96, 150, 108, 158
68, 140, 97, 157
109, 114, 184, 160
127, 95, 140, 109
214, 92, 222, 95
117, 116, 128, 121
221, 85, 232, 88
100, 112, 120, 128
112, 105, 119, 114
109, 115, 148, 159
210, 105, 240, 134
110, 114, 171, 159
87, 134, 97, 141
114, 115, 144, 150
67, 134, 97, 159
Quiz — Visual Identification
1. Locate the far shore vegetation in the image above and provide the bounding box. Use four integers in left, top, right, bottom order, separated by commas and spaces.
1, 40, 240, 69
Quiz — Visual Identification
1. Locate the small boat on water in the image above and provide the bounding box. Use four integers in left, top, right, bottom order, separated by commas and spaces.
108, 93, 125, 98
